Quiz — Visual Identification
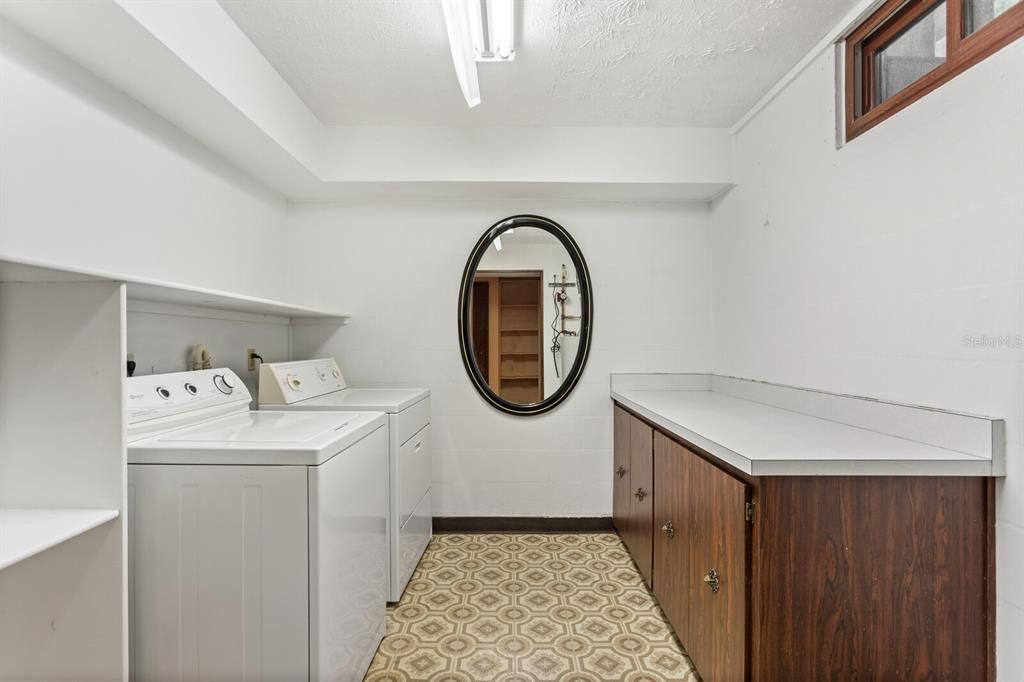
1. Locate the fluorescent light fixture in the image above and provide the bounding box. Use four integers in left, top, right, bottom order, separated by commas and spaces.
469, 0, 515, 62
441, 0, 481, 107
442, 0, 515, 107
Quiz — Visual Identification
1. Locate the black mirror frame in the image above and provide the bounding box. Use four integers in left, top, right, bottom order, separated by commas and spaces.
458, 215, 593, 416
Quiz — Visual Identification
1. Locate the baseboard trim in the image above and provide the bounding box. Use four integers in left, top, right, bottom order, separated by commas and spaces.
433, 517, 615, 534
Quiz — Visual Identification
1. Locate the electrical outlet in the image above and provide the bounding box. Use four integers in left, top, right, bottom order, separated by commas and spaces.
247, 348, 257, 371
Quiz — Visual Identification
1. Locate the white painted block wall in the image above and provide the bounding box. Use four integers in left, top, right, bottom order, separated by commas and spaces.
711, 40, 1024, 681
125, 304, 291, 399
286, 201, 714, 518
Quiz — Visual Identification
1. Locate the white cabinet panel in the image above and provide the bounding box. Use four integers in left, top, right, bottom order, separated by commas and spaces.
394, 397, 430, 447
398, 425, 432, 529
397, 490, 432, 597
309, 426, 388, 682
128, 465, 308, 682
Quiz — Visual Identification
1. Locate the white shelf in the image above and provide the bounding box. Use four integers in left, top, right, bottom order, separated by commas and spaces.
0, 509, 120, 570
0, 256, 349, 322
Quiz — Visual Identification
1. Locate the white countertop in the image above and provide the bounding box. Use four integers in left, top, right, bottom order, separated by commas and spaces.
612, 388, 1000, 477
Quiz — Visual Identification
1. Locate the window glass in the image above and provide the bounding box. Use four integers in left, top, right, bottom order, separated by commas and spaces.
964, 0, 1022, 34
874, 2, 947, 105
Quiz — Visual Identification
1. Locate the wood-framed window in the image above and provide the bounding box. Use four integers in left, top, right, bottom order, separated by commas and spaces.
845, 0, 1024, 140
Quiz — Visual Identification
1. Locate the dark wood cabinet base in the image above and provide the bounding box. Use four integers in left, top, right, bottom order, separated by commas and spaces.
751, 475, 994, 681
614, 402, 996, 682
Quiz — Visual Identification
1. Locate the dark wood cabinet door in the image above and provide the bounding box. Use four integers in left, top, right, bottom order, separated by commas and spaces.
612, 406, 631, 539
628, 415, 654, 588
686, 447, 748, 682
751, 476, 992, 682
653, 432, 689, 643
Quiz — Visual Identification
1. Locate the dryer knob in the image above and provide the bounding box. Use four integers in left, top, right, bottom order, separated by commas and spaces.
213, 374, 234, 395
287, 375, 302, 391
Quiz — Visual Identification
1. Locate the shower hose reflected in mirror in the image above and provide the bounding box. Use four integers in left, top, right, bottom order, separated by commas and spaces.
549, 264, 579, 379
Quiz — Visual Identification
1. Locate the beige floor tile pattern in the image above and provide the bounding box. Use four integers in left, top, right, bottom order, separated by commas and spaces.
365, 533, 699, 682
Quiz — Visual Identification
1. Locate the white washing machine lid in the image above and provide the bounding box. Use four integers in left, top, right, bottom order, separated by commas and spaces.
266, 387, 430, 414
128, 410, 386, 466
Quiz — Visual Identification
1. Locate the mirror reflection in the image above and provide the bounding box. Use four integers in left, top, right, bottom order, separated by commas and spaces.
467, 227, 582, 405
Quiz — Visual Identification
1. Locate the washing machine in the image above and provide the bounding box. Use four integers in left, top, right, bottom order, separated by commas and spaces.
127, 368, 387, 682
259, 358, 431, 602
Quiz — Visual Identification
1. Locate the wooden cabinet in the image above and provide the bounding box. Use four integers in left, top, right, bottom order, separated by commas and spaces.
628, 416, 654, 586
685, 446, 748, 682
612, 406, 631, 538
653, 432, 748, 682
653, 433, 688, 643
472, 274, 544, 403
612, 406, 653, 588
615, 403, 995, 682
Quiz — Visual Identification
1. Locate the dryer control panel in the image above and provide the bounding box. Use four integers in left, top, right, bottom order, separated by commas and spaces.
127, 368, 252, 441
259, 358, 347, 405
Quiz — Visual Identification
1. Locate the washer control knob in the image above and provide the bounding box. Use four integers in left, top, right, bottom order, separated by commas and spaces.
331, 369, 341, 379
156, 386, 171, 400
183, 382, 198, 395
286, 374, 302, 391
213, 374, 234, 395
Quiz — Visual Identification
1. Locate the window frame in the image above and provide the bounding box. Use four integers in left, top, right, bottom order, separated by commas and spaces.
845, 0, 1024, 141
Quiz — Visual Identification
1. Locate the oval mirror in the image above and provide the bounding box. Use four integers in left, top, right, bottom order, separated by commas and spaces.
458, 215, 593, 415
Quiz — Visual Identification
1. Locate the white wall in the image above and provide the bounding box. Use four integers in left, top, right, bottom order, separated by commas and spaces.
125, 303, 291, 400
0, 19, 289, 301
711, 40, 1024, 681
287, 200, 713, 517
319, 126, 733, 186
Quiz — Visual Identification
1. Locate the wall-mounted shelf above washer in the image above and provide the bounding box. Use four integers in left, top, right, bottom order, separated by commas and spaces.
0, 256, 350, 323
0, 508, 119, 571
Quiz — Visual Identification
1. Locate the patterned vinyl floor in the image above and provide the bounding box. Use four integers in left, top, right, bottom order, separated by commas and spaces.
364, 533, 698, 682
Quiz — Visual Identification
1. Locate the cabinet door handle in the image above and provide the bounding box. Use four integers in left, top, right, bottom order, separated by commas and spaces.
703, 568, 720, 593
616, 465, 626, 478
633, 487, 646, 501
661, 520, 675, 538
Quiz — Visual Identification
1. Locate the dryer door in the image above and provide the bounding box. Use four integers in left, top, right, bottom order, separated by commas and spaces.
399, 425, 432, 528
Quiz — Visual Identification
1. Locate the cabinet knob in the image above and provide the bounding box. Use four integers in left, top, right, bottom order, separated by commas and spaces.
703, 568, 720, 593
633, 487, 646, 501
616, 465, 626, 478
661, 520, 675, 538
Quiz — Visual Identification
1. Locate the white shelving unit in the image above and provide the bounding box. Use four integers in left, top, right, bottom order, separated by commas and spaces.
0, 272, 126, 679
0, 508, 119, 570
0, 255, 350, 322
0, 255, 350, 681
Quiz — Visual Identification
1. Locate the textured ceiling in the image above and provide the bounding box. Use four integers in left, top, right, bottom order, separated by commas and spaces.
219, 0, 859, 127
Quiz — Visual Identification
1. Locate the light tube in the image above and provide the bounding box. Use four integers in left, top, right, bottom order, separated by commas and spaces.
441, 0, 481, 107
474, 0, 515, 62
442, 0, 516, 107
